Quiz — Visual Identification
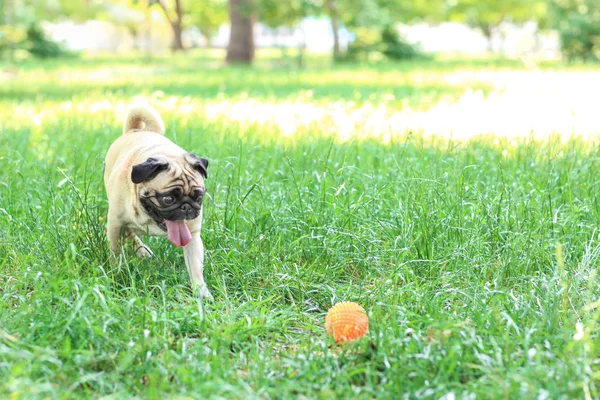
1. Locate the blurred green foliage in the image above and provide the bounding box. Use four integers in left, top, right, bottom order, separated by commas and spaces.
0, 0, 599, 62
342, 25, 423, 62
0, 0, 94, 58
0, 23, 69, 59
0, 25, 26, 55
380, 25, 422, 60
448, 0, 547, 51
24, 24, 64, 58
552, 0, 600, 61
258, 0, 319, 28
185, 0, 228, 42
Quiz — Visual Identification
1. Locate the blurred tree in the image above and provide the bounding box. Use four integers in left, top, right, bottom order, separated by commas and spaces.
257, 0, 319, 65
0, 0, 106, 27
187, 0, 228, 46
155, 0, 185, 50
226, 0, 254, 63
259, 0, 313, 26
448, 0, 545, 52
154, 0, 228, 50
551, 0, 600, 61
330, 0, 445, 61
326, 0, 341, 59
53, 0, 105, 21
25, 23, 63, 57
102, 0, 147, 50
222, 0, 446, 64
342, 0, 445, 28
0, 0, 25, 58
0, 0, 97, 58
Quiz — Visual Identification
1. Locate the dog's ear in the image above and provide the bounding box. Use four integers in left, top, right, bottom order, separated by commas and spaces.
188, 153, 208, 179
131, 157, 169, 184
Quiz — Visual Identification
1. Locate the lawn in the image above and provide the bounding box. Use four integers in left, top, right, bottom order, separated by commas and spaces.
2, 52, 600, 399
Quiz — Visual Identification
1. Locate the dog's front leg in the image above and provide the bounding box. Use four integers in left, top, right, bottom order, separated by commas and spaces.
183, 232, 212, 299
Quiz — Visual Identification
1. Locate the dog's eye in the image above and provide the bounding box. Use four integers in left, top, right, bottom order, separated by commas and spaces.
191, 188, 204, 201
162, 196, 175, 205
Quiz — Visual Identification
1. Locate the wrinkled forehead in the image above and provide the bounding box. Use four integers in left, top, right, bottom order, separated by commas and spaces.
150, 159, 205, 191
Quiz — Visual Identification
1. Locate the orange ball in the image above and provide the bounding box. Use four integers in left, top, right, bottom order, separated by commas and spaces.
325, 301, 369, 343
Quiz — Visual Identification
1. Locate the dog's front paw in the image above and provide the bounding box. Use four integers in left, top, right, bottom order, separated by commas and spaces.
194, 282, 213, 300
136, 245, 154, 259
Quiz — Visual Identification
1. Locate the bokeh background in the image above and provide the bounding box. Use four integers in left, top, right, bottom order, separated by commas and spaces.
2, 0, 600, 141
1, 0, 599, 63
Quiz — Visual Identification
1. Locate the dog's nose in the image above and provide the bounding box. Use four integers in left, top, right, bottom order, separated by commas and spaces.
180, 203, 192, 212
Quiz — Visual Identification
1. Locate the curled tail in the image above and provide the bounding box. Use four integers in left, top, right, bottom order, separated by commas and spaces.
123, 104, 165, 135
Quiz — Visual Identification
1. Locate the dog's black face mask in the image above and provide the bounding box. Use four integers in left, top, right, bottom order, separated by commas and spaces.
140, 187, 205, 230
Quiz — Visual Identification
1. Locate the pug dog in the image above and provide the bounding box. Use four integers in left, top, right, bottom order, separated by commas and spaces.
103, 104, 212, 299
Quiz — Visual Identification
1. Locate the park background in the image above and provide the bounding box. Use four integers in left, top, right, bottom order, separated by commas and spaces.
2, 0, 600, 399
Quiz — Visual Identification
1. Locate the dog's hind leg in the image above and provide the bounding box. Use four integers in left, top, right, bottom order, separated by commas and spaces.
107, 213, 123, 264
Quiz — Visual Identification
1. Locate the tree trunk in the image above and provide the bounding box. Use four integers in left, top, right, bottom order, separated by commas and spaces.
144, 0, 153, 58
481, 24, 493, 52
158, 0, 185, 51
226, 0, 255, 64
534, 30, 542, 53
128, 26, 140, 50
171, 21, 184, 51
297, 22, 306, 68
202, 29, 214, 48
327, 0, 341, 60
3, 0, 13, 25
171, 0, 184, 51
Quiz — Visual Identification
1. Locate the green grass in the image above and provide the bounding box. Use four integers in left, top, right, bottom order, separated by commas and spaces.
2, 54, 600, 399
0, 51, 505, 109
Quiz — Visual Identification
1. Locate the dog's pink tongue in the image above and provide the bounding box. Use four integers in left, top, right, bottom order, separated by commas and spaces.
165, 220, 192, 247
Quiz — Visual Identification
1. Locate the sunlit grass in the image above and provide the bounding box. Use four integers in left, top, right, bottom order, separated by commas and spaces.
1, 55, 600, 398
2, 54, 599, 143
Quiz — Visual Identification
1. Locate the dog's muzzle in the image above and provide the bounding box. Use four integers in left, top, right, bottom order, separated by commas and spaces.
176, 203, 199, 220
140, 197, 202, 230
158, 199, 201, 221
